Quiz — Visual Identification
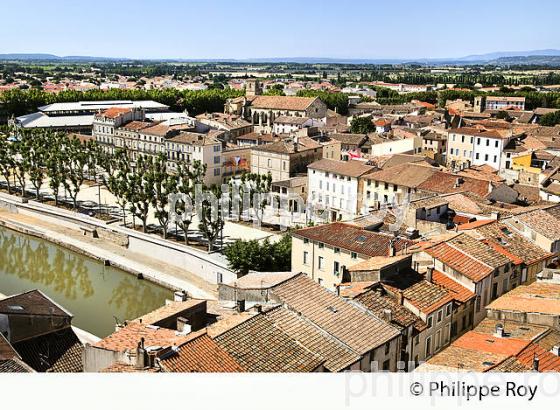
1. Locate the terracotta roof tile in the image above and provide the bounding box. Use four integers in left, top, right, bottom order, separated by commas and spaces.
94, 322, 191, 352
424, 241, 493, 282
271, 274, 401, 354
251, 96, 318, 111
264, 306, 361, 372
14, 327, 83, 372
292, 222, 412, 258
159, 333, 244, 372
308, 158, 375, 177
487, 282, 560, 315
214, 313, 325, 372
431, 270, 476, 304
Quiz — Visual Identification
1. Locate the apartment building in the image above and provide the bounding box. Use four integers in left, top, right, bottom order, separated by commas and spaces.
361, 163, 438, 209
165, 131, 224, 186
418, 233, 520, 325
250, 136, 322, 181
446, 127, 514, 170
307, 158, 375, 221
291, 222, 411, 290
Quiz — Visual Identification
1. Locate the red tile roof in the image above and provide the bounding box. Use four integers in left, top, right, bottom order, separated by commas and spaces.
292, 222, 412, 258
98, 107, 131, 119
94, 322, 190, 352
457, 219, 495, 230
431, 270, 476, 304
424, 241, 493, 282
517, 343, 560, 372
418, 172, 491, 198
453, 331, 530, 356
159, 333, 244, 372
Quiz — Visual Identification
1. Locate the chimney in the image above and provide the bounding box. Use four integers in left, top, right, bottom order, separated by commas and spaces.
174, 290, 188, 302
551, 346, 560, 356
135, 338, 146, 369
389, 239, 397, 256
426, 266, 434, 283
396, 291, 404, 305
335, 286, 341, 297
495, 323, 505, 338
383, 308, 393, 322
254, 304, 263, 313
491, 211, 500, 221
177, 317, 191, 334
236, 299, 246, 313
533, 355, 540, 372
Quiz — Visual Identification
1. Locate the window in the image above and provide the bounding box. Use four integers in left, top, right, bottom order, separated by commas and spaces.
303, 251, 309, 265
382, 359, 390, 371
426, 336, 432, 357
486, 139, 490, 146
427, 316, 433, 329
213, 168, 220, 176
303, 238, 309, 244
445, 303, 451, 317
484, 154, 489, 161
437, 310, 443, 323
334, 247, 340, 254
318, 242, 324, 249
213, 145, 221, 152
318, 256, 324, 270
214, 156, 221, 164
351, 252, 357, 259
334, 261, 340, 275
495, 141, 499, 148
493, 155, 497, 163
384, 342, 390, 355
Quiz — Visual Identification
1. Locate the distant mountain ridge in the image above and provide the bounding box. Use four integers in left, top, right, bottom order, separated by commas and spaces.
1, 50, 560, 65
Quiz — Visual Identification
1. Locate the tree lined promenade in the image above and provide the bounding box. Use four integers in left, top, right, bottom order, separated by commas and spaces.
0, 127, 290, 273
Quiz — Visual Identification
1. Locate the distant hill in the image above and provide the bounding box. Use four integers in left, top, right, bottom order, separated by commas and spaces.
458, 49, 560, 62
1, 50, 560, 66
0, 53, 129, 62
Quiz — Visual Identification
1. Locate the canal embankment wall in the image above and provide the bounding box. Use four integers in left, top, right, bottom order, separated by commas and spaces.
0, 192, 237, 291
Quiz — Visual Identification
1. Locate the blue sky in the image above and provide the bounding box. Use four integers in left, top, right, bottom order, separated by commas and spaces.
3, 0, 559, 59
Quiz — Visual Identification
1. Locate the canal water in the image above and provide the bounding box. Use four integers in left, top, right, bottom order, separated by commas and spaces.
0, 226, 173, 338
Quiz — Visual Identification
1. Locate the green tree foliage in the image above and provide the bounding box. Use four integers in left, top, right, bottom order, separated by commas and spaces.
0, 88, 243, 117
224, 235, 292, 275
539, 110, 560, 126
198, 184, 225, 252
350, 116, 375, 134
175, 160, 206, 245
296, 90, 349, 115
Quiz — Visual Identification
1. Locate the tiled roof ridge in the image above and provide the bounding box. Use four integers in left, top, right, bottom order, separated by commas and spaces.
215, 310, 327, 369
270, 303, 361, 358
445, 234, 496, 271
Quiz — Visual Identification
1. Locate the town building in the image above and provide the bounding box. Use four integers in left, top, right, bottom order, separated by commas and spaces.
218, 272, 402, 371
0, 290, 86, 373
307, 158, 376, 220
250, 136, 322, 181
225, 80, 328, 133
291, 222, 412, 290
15, 100, 173, 133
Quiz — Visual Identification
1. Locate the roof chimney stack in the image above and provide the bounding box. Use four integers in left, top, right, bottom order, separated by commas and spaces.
383, 309, 393, 323
426, 266, 434, 283
533, 355, 540, 372
495, 323, 505, 338
174, 290, 188, 302
236, 299, 246, 313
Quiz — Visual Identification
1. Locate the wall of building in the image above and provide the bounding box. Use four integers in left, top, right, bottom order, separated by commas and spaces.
291, 236, 368, 290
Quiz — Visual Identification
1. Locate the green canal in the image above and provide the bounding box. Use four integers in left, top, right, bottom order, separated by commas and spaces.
0, 226, 173, 338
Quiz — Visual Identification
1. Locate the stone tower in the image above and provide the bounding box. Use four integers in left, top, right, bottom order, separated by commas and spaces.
245, 79, 262, 97
473, 96, 485, 113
